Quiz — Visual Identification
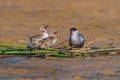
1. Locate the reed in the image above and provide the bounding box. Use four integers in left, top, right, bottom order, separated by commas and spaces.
0, 43, 119, 58
0, 50, 58, 55
0, 44, 27, 48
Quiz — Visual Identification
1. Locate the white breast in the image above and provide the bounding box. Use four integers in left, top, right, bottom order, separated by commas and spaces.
71, 31, 79, 42
42, 33, 49, 39
52, 38, 57, 44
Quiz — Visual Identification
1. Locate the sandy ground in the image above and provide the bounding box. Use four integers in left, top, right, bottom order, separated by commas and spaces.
0, 0, 120, 80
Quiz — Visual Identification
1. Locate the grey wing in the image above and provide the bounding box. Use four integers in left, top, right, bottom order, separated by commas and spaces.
78, 34, 84, 47
69, 36, 73, 46
26, 37, 33, 49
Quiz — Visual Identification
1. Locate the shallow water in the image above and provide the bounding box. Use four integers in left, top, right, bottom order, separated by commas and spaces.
0, 55, 120, 80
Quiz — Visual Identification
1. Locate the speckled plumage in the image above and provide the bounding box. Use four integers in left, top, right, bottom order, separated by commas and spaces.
27, 26, 49, 49
27, 34, 41, 49
39, 32, 57, 49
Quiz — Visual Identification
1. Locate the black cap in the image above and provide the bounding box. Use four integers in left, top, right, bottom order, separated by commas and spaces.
70, 28, 77, 31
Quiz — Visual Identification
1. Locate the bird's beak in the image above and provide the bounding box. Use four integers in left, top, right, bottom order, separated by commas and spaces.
70, 31, 72, 35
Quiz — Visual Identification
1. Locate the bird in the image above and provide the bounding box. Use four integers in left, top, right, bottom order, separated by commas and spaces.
27, 34, 41, 50
39, 25, 49, 39
69, 28, 84, 48
27, 26, 49, 50
39, 32, 57, 49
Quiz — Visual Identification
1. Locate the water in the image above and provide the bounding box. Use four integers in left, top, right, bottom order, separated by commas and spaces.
0, 55, 120, 80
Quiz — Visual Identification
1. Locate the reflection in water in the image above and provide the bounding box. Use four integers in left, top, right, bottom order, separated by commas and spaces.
0, 77, 13, 80
0, 56, 28, 66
